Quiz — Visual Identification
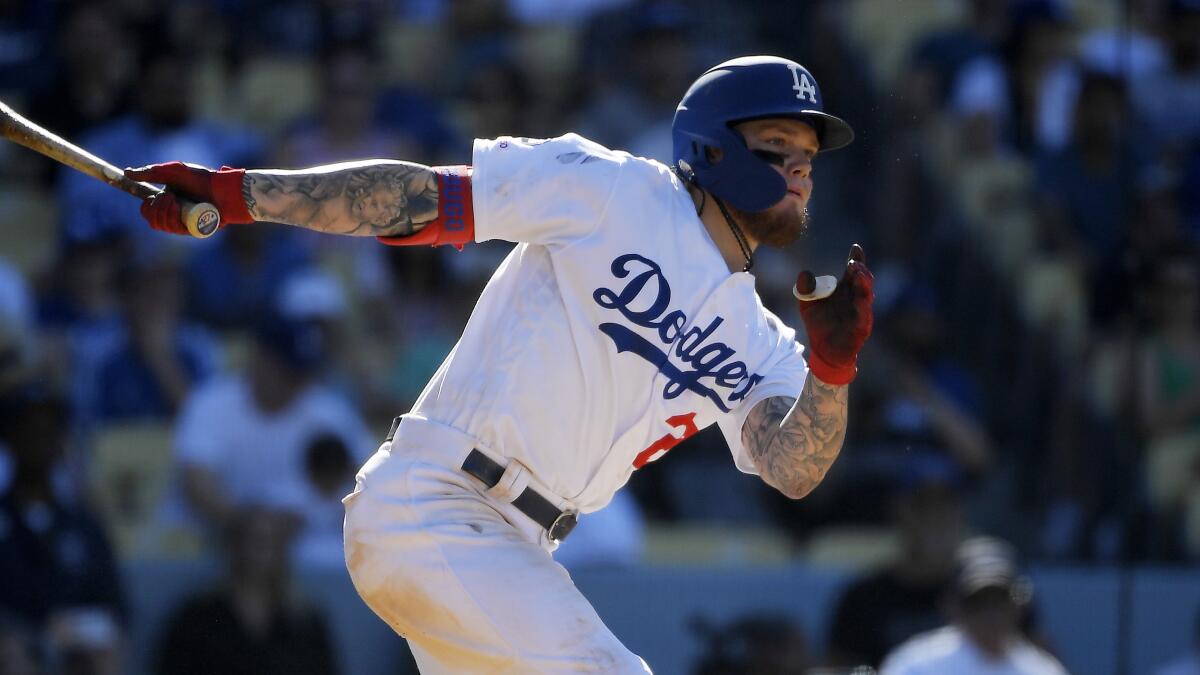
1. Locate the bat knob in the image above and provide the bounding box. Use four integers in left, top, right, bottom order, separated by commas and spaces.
793, 274, 838, 302
182, 201, 221, 238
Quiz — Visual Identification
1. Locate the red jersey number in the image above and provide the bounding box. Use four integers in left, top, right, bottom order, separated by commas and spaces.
633, 412, 699, 468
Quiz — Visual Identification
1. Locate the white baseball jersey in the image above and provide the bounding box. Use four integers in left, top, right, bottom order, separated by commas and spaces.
881, 626, 1069, 675
406, 133, 810, 513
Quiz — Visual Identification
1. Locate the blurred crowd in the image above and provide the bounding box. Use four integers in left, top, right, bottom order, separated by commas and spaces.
1, 0, 1199, 672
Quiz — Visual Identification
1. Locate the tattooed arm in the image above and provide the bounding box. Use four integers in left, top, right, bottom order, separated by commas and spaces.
243, 160, 439, 237
741, 376, 849, 499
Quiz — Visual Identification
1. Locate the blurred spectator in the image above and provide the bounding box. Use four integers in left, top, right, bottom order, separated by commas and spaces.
56, 45, 262, 251
1131, 0, 1200, 154
0, 610, 40, 675
457, 58, 540, 140
43, 607, 125, 675
0, 258, 34, 391
1034, 71, 1142, 275
349, 247, 470, 418
437, 0, 518, 100
767, 0, 881, 251
35, 231, 130, 432
691, 613, 809, 675
880, 537, 1066, 675
552, 489, 645, 571
1157, 606, 1200, 675
183, 224, 312, 330
870, 282, 995, 476
292, 433, 356, 569
273, 267, 380, 403
950, 0, 1078, 154
35, 231, 125, 335
911, 0, 1009, 105
1078, 0, 1168, 81
838, 282, 994, 521
276, 266, 350, 331
868, 48, 944, 273
154, 506, 338, 675
1134, 253, 1200, 428
89, 257, 220, 423
505, 0, 635, 26
276, 43, 418, 169
166, 317, 373, 534
575, 0, 695, 159
229, 0, 381, 59
272, 43, 414, 307
0, 384, 125, 627
1183, 148, 1200, 239
0, 0, 56, 99
0, 257, 32, 339
374, 84, 465, 164
826, 457, 965, 669
25, 3, 135, 148
1135, 249, 1200, 558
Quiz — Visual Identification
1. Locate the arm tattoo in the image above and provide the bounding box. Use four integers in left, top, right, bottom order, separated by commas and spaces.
243, 161, 439, 237
741, 376, 849, 499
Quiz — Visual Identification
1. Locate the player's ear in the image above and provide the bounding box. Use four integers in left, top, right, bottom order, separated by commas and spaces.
704, 146, 723, 164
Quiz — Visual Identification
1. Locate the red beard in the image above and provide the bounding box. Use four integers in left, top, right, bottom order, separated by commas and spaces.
727, 199, 809, 248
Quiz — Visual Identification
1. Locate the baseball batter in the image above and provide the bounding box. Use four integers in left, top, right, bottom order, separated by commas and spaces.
129, 56, 875, 674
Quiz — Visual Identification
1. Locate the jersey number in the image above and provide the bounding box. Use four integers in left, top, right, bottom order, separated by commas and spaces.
633, 412, 699, 468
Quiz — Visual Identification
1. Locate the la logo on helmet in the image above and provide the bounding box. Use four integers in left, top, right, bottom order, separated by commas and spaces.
787, 64, 817, 104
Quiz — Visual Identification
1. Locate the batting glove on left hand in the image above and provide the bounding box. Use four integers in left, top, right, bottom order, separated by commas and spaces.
125, 162, 253, 236
794, 244, 875, 385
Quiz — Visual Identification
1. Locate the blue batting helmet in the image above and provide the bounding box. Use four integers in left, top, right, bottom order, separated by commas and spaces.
672, 56, 854, 212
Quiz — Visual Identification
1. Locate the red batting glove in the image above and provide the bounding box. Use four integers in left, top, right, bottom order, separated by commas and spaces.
124, 162, 253, 236
795, 244, 875, 385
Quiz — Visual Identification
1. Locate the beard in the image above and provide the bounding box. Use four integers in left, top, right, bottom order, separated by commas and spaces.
728, 199, 809, 248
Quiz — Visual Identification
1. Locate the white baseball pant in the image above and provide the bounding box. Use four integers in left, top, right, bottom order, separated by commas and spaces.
343, 434, 651, 674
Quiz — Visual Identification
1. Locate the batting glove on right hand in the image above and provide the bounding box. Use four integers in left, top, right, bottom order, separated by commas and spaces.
125, 162, 253, 236
794, 244, 875, 385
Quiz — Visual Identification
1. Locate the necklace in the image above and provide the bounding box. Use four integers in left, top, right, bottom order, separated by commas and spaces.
711, 194, 753, 272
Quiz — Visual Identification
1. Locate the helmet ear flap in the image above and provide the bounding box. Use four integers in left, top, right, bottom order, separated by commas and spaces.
692, 126, 788, 213
672, 126, 721, 187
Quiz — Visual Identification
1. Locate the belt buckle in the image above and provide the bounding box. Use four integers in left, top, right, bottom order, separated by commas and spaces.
548, 511, 578, 543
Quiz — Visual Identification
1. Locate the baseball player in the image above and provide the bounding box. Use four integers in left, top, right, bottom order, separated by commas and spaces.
128, 56, 875, 674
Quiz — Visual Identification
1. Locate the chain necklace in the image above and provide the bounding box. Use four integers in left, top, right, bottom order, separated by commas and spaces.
711, 194, 754, 272
675, 167, 754, 273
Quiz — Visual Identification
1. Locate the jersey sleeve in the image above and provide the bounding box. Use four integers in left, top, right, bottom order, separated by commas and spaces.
716, 309, 810, 475
471, 133, 626, 247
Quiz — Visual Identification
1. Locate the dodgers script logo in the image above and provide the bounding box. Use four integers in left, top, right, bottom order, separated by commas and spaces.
592, 254, 763, 413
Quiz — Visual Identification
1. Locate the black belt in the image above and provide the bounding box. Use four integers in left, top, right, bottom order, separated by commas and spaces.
387, 418, 578, 543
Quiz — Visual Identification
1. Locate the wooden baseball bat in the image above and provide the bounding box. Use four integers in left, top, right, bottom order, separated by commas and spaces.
0, 99, 221, 238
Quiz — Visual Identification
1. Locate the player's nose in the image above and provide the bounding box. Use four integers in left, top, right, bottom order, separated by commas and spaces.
788, 155, 812, 180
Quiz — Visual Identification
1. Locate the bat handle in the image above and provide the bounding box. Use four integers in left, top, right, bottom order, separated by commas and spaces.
180, 199, 221, 238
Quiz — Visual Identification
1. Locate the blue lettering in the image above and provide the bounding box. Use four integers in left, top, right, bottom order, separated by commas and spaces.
676, 317, 723, 360
657, 310, 686, 344
714, 361, 748, 387
592, 254, 672, 325
692, 342, 736, 370
593, 253, 766, 410
440, 174, 466, 231
729, 373, 764, 402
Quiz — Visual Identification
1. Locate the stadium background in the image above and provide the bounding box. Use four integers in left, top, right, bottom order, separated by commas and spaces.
1, 0, 1199, 673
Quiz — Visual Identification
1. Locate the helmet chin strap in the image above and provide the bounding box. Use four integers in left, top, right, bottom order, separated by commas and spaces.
674, 165, 754, 272
711, 193, 754, 273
